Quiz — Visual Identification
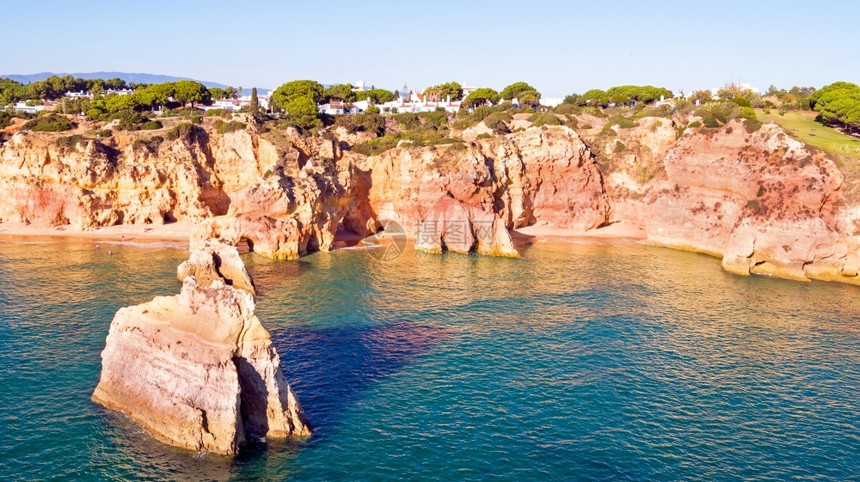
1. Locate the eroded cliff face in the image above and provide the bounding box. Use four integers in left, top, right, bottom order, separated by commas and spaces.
3, 115, 860, 284
593, 119, 859, 283
92, 240, 310, 455
365, 126, 609, 256
0, 121, 282, 227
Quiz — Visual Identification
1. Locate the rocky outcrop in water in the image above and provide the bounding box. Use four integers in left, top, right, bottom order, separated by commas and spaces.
177, 238, 256, 294
93, 241, 310, 455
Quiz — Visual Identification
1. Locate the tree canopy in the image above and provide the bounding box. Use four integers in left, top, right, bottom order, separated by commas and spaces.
354, 88, 397, 104
424, 81, 463, 101
463, 87, 501, 108
810, 81, 860, 133
271, 80, 325, 110
208, 87, 227, 100
250, 87, 259, 112
580, 89, 609, 106
605, 85, 673, 105
286, 96, 321, 129
500, 82, 541, 106
172, 80, 211, 107
323, 84, 357, 103
0, 78, 26, 105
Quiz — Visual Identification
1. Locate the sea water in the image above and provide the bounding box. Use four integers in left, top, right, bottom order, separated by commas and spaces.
0, 240, 858, 480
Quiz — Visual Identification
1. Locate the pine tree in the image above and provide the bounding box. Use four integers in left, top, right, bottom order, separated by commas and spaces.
250, 87, 259, 112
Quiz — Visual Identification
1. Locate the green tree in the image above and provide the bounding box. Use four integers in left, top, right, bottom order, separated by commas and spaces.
462, 87, 501, 108
250, 87, 259, 112
285, 96, 320, 129
562, 93, 580, 105
0, 78, 26, 105
580, 89, 608, 106
688, 90, 712, 104
208, 87, 227, 100
424, 81, 463, 101
135, 83, 175, 111
173, 80, 211, 107
605, 85, 673, 105
104, 77, 128, 90
105, 93, 140, 112
500, 81, 541, 103
323, 84, 357, 102
353, 88, 396, 104
810, 81, 860, 133
271, 80, 325, 111
225, 86, 237, 99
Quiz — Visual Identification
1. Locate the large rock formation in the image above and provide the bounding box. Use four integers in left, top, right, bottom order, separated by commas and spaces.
362, 126, 610, 257
593, 119, 859, 284
190, 155, 377, 259
0, 119, 278, 228
5, 113, 860, 285
177, 238, 256, 294
93, 242, 310, 455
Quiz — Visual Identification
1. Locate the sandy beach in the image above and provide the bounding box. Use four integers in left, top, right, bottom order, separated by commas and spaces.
513, 221, 647, 243
0, 221, 194, 246
0, 220, 649, 252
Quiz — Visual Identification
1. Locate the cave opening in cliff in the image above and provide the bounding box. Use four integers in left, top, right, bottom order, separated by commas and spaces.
237, 238, 254, 254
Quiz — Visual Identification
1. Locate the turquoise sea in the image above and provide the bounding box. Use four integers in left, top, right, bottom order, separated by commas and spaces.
0, 239, 858, 480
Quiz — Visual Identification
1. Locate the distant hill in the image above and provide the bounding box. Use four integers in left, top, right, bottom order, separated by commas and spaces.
0, 72, 270, 94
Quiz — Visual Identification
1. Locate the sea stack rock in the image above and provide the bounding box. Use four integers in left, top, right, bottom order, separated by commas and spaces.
177, 238, 256, 295
92, 246, 310, 455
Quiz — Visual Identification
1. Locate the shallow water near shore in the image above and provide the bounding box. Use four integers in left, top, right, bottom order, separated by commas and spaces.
0, 240, 858, 480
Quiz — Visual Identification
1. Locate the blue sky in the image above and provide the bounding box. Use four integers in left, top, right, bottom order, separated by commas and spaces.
3, 0, 857, 97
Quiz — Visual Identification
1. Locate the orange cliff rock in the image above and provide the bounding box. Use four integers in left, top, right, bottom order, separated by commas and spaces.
4, 116, 860, 285
599, 120, 858, 283
92, 239, 310, 455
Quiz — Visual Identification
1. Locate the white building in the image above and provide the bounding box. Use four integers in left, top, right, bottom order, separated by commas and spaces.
539, 97, 564, 108
13, 102, 46, 114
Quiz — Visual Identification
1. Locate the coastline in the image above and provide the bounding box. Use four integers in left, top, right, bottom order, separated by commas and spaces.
512, 221, 647, 244
0, 221, 193, 247
0, 220, 650, 251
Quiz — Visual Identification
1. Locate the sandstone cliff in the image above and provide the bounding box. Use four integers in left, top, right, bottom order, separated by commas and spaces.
93, 241, 310, 455
4, 114, 860, 285
589, 119, 859, 283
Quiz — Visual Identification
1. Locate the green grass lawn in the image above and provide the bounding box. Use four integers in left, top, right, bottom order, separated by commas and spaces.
756, 109, 860, 164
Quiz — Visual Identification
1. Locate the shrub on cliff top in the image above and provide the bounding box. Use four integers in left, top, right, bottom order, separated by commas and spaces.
351, 135, 399, 156
744, 118, 763, 133
140, 120, 163, 130
529, 112, 562, 127
132, 136, 164, 153
112, 111, 152, 131
165, 122, 199, 141
353, 113, 386, 136
394, 113, 421, 130
601, 115, 636, 133
86, 128, 113, 138
23, 114, 77, 132
55, 134, 84, 149
484, 114, 510, 134
215, 119, 245, 134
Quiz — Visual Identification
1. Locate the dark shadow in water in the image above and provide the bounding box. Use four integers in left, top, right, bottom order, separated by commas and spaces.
269, 321, 450, 442
97, 321, 448, 478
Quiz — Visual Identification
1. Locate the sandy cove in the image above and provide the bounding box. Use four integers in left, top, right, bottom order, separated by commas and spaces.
0, 220, 647, 251
0, 221, 194, 245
